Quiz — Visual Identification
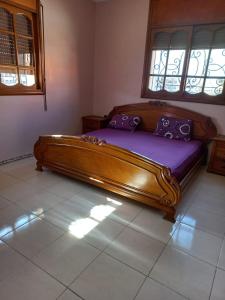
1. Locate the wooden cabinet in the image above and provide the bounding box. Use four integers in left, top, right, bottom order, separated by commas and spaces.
208, 135, 225, 176
82, 116, 108, 134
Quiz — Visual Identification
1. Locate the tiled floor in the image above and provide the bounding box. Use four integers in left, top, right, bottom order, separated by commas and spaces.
0, 157, 224, 300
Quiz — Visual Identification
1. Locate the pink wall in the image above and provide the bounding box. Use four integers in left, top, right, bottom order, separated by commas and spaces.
0, 0, 95, 161
2, 0, 225, 162
93, 0, 225, 134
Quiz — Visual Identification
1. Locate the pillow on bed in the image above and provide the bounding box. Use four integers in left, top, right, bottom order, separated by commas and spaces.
108, 114, 141, 131
154, 116, 193, 142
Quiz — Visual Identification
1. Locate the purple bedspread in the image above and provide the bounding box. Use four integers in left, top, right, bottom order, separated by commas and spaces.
86, 128, 204, 181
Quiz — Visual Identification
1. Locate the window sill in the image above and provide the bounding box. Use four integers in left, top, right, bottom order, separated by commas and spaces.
0, 90, 44, 96
141, 90, 225, 106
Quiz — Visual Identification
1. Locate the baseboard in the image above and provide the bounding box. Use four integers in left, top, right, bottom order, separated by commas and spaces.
0, 154, 33, 166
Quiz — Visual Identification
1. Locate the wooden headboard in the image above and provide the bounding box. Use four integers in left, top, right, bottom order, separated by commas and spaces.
108, 101, 217, 142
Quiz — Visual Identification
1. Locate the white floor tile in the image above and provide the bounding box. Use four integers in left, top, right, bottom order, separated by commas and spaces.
2, 217, 64, 259
12, 165, 38, 179
151, 246, 215, 300
129, 209, 177, 243
45, 198, 90, 221
58, 289, 82, 300
34, 233, 100, 285
105, 227, 164, 275
24, 173, 63, 189
136, 278, 186, 300
15, 190, 65, 214
109, 200, 142, 225
0, 181, 41, 203
218, 240, 225, 270
210, 268, 225, 300
0, 173, 21, 190
46, 180, 85, 200
0, 260, 64, 300
0, 240, 28, 281
192, 187, 225, 216
170, 223, 223, 265
0, 203, 36, 238
2, 164, 40, 180
84, 218, 125, 250
40, 208, 73, 232
182, 205, 225, 237
70, 253, 145, 300
0, 196, 11, 210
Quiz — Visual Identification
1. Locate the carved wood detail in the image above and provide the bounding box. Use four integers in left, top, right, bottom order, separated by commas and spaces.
81, 135, 107, 145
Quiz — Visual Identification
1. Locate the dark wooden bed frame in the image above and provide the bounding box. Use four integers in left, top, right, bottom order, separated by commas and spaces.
34, 101, 217, 222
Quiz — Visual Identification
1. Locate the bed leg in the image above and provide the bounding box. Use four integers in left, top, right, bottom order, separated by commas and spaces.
163, 208, 176, 223
36, 161, 43, 171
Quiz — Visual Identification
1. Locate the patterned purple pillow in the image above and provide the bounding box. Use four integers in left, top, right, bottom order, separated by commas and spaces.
108, 114, 141, 131
154, 116, 193, 142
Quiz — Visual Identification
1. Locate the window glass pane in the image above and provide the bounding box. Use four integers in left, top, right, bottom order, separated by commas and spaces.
165, 77, 181, 92
19, 69, 35, 86
207, 49, 225, 77
17, 38, 34, 66
0, 33, 16, 65
0, 67, 18, 86
0, 7, 13, 31
185, 77, 204, 94
187, 49, 209, 76
150, 50, 168, 75
166, 50, 185, 76
149, 76, 164, 91
204, 78, 224, 96
15, 14, 32, 36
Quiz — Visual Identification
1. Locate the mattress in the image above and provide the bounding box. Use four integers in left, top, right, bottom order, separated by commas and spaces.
86, 128, 204, 181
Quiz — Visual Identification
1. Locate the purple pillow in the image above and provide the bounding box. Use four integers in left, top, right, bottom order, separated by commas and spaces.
154, 116, 193, 142
108, 114, 141, 131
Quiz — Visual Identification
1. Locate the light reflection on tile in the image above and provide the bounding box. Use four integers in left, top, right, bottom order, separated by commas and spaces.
0, 203, 37, 238
182, 205, 225, 237
69, 218, 99, 239
2, 218, 64, 259
129, 209, 177, 243
90, 204, 116, 221
170, 223, 223, 265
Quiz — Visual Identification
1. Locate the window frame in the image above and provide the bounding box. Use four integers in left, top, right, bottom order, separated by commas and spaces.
142, 23, 225, 105
0, 0, 44, 95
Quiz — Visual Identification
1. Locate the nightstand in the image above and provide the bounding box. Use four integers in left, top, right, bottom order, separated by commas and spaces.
82, 115, 108, 134
208, 135, 225, 176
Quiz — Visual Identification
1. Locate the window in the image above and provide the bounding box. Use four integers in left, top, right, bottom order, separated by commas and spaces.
142, 0, 225, 105
0, 2, 44, 95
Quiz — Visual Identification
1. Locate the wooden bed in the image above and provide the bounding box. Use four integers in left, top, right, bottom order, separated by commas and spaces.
34, 101, 217, 222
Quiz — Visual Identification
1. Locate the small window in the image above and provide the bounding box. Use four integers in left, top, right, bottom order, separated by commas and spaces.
0, 3, 44, 95
142, 24, 225, 105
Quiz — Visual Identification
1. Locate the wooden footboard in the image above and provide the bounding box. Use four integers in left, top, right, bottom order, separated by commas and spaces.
34, 135, 181, 222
